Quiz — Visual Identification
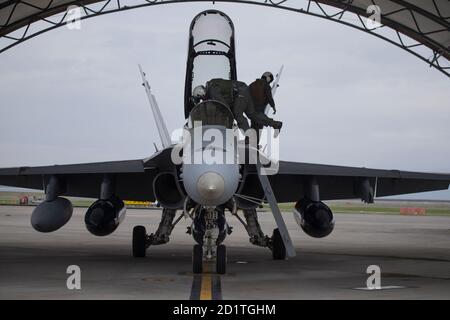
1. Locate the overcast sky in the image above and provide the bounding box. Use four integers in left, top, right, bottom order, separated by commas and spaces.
0, 2, 449, 199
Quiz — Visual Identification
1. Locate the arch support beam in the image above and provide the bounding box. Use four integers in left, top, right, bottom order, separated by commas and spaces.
0, 0, 448, 76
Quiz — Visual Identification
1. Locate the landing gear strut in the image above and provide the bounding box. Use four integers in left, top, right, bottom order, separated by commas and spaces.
242, 208, 271, 247
236, 208, 286, 260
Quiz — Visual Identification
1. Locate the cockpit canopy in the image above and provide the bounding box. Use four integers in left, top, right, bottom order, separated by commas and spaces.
184, 10, 237, 118
191, 14, 233, 90
188, 100, 234, 129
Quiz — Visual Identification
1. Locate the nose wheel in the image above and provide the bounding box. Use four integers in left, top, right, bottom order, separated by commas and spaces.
216, 244, 227, 274
192, 244, 203, 274
192, 244, 227, 274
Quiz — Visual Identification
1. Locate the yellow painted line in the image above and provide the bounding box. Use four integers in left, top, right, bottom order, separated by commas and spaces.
124, 200, 151, 206
200, 263, 212, 300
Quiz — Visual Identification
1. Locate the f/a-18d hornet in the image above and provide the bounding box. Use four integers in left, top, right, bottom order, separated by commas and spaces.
1, 10, 449, 274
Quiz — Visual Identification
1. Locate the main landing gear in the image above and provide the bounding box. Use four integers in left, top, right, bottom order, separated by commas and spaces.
235, 208, 286, 260
132, 208, 181, 258
271, 228, 286, 260
132, 225, 147, 257
132, 204, 286, 274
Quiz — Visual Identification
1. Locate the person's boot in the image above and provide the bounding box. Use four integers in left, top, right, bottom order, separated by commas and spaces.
272, 121, 283, 138
272, 121, 283, 130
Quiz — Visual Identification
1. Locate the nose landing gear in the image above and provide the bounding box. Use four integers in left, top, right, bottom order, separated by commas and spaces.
192, 244, 203, 274
190, 206, 229, 275
216, 244, 227, 274
192, 243, 227, 275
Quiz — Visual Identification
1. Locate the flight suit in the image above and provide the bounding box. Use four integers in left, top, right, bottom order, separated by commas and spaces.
206, 79, 253, 131
249, 79, 275, 112
206, 78, 234, 108
248, 78, 283, 143
232, 80, 255, 131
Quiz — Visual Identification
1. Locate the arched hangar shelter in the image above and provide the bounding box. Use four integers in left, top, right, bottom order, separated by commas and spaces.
0, 0, 449, 76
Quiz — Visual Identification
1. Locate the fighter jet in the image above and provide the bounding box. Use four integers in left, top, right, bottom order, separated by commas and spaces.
1, 10, 449, 274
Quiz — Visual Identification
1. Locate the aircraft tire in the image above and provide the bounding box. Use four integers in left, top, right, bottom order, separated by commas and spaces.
133, 225, 147, 258
192, 244, 203, 274
216, 245, 227, 274
272, 228, 286, 260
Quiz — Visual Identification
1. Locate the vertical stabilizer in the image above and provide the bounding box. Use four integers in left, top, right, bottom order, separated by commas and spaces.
139, 64, 172, 148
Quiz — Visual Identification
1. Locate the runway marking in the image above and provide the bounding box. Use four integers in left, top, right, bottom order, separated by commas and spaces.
211, 273, 223, 300
190, 262, 222, 300
189, 275, 202, 300
200, 266, 212, 300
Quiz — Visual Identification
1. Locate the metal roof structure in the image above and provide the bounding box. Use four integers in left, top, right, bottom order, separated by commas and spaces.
0, 0, 449, 76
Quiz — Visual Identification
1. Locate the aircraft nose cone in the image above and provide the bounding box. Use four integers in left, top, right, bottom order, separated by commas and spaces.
197, 172, 225, 201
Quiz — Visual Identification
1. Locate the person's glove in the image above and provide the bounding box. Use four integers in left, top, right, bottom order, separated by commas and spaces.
272, 106, 277, 114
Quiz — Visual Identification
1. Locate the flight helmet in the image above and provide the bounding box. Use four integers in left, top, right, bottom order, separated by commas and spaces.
261, 72, 274, 83
193, 85, 206, 100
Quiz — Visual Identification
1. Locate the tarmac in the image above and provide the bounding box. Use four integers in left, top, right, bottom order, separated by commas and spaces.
0, 205, 449, 300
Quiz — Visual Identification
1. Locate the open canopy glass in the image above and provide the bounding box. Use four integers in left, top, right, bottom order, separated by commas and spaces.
184, 10, 237, 118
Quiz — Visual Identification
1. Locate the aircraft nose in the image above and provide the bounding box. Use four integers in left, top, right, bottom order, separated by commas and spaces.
196, 172, 225, 201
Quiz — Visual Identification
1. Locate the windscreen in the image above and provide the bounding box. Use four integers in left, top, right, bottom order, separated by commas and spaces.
188, 101, 234, 129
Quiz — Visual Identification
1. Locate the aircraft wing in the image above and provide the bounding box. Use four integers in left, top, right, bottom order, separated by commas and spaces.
261, 161, 450, 203
0, 147, 174, 201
